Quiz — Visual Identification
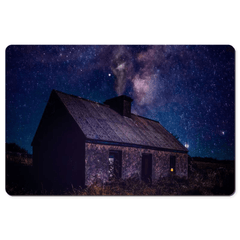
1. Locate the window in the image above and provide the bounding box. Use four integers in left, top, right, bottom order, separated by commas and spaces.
170, 156, 176, 173
109, 151, 122, 179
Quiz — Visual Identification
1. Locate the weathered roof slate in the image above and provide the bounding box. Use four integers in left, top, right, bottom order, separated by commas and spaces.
55, 90, 188, 152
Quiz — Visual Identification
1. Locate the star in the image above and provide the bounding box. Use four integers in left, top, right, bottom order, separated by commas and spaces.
5, 45, 235, 160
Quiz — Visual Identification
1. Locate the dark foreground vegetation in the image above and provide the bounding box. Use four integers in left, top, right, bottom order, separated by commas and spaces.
6, 153, 235, 196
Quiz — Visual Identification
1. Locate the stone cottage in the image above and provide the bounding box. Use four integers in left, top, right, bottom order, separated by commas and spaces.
32, 90, 188, 188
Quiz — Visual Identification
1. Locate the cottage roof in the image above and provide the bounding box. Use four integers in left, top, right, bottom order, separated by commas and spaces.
54, 90, 188, 152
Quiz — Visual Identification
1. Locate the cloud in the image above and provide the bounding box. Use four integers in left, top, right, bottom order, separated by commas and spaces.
130, 47, 159, 106
110, 46, 134, 95
96, 45, 201, 113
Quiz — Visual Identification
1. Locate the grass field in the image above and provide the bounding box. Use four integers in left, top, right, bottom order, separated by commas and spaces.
5, 155, 235, 196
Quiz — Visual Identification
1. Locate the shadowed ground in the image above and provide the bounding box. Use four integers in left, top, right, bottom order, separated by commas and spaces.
6, 155, 235, 196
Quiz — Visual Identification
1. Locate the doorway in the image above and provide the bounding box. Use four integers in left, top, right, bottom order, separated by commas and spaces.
141, 154, 152, 182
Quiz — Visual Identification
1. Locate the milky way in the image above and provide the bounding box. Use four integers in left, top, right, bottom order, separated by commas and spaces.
6, 45, 235, 160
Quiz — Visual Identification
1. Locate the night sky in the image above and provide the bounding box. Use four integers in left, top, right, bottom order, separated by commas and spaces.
6, 45, 235, 160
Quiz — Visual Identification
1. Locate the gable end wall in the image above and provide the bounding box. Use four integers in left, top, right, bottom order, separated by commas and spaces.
32, 90, 86, 188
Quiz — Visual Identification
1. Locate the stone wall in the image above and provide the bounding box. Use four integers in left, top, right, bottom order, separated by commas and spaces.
85, 143, 188, 186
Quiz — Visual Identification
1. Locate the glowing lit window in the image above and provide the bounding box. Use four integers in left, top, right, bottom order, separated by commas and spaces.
170, 156, 176, 173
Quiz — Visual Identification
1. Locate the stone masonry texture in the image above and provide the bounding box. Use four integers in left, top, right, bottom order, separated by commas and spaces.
85, 143, 188, 186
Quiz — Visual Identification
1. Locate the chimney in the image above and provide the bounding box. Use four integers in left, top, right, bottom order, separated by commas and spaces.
104, 95, 133, 118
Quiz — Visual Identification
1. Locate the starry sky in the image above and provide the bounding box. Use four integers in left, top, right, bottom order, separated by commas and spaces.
6, 45, 235, 160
